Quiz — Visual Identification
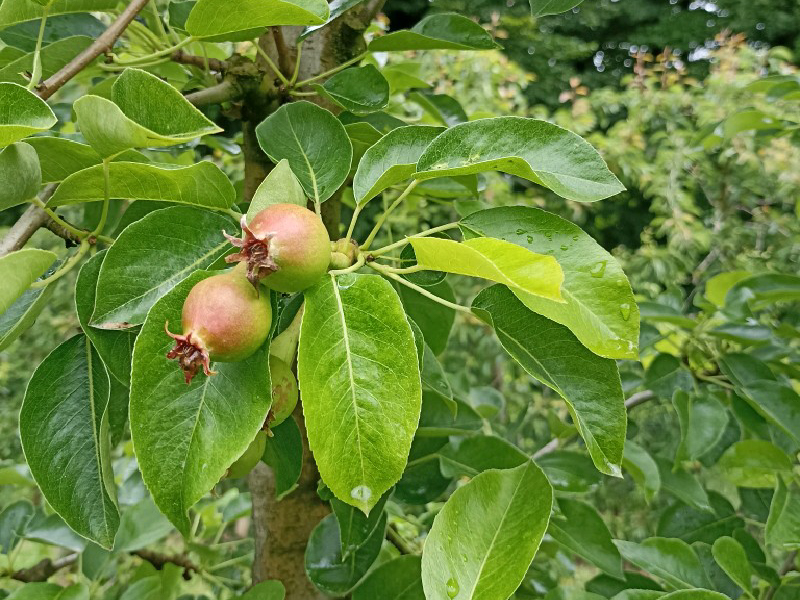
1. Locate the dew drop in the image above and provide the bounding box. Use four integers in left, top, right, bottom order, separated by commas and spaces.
461, 553, 468, 563
515, 228, 526, 235
572, 235, 579, 241
620, 303, 632, 321
590, 260, 607, 278
446, 577, 460, 598
544, 232, 553, 240
526, 235, 534, 244
560, 244, 569, 251
337, 273, 357, 289
350, 485, 372, 503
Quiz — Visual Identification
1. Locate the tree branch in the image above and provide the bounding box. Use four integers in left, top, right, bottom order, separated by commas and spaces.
7, 549, 200, 583
533, 390, 656, 459
37, 0, 151, 100
9, 554, 78, 583
184, 79, 241, 107
172, 49, 229, 72
0, 185, 57, 257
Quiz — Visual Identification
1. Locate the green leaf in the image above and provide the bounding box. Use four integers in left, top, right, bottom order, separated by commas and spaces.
113, 498, 174, 553
305, 512, 386, 596
657, 458, 712, 513
0, 141, 40, 211
0, 35, 92, 85
353, 125, 443, 204
352, 555, 424, 600
0, 82, 56, 146
529, 0, 585, 17
659, 591, 730, 600
240, 581, 286, 600
186, 0, 328, 39
614, 538, 711, 589
704, 271, 752, 307
0, 500, 33, 553
438, 435, 527, 478
411, 236, 564, 303
331, 491, 389, 559
49, 161, 235, 209
0, 13, 104, 51
345, 122, 384, 174
549, 499, 624, 579
638, 302, 696, 329
421, 461, 553, 600
587, 572, 663, 597
536, 450, 602, 492
23, 512, 87, 552
20, 335, 119, 548
298, 0, 366, 40
415, 117, 625, 202
658, 492, 743, 545
256, 101, 351, 203
75, 251, 136, 384
90, 207, 234, 329
461, 206, 639, 359
417, 392, 482, 437
421, 343, 456, 416
261, 416, 303, 501
130, 271, 271, 535
726, 273, 800, 310
75, 68, 222, 157
712, 537, 753, 596
314, 65, 389, 115
0, 248, 56, 314
646, 354, 693, 399
397, 278, 454, 355
473, 285, 626, 476
409, 91, 468, 126
369, 13, 499, 52
247, 159, 306, 221
0, 0, 117, 27
623, 440, 661, 502
25, 137, 148, 183
466, 386, 504, 419
719, 354, 800, 447
672, 391, 729, 464
717, 441, 792, 489
298, 274, 421, 513
766, 481, 800, 550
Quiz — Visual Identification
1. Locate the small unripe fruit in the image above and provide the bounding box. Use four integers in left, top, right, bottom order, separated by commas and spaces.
269, 355, 298, 427
227, 430, 267, 478
166, 267, 272, 384
225, 203, 331, 293
329, 238, 359, 270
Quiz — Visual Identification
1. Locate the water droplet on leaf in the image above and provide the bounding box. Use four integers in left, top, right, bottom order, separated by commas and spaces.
572, 235, 579, 241
446, 578, 460, 598
515, 228, 526, 235
337, 273, 357, 289
590, 261, 607, 278
620, 303, 631, 321
560, 244, 569, 251
526, 235, 534, 244
350, 485, 372, 503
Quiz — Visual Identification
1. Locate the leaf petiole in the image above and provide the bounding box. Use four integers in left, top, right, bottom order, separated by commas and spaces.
254, 41, 291, 87
369, 263, 473, 314
294, 51, 369, 88
361, 180, 420, 250
28, 5, 49, 90
369, 222, 460, 256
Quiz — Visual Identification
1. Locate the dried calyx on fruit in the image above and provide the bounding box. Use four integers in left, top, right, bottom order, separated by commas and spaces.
269, 355, 298, 428
166, 265, 272, 384
224, 203, 331, 293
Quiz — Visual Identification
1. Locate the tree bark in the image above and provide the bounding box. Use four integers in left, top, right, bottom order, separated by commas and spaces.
246, 3, 386, 598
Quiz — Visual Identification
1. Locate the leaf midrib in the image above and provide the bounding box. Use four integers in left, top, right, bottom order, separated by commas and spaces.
330, 276, 368, 502
468, 465, 529, 598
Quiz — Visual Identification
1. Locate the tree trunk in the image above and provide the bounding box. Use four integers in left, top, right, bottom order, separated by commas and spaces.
246, 3, 386, 598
